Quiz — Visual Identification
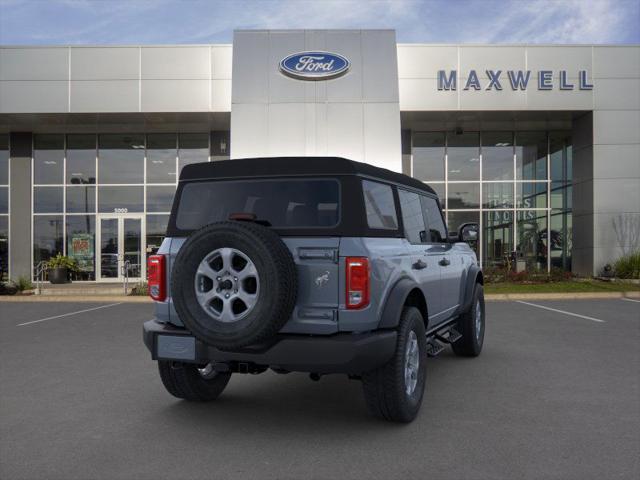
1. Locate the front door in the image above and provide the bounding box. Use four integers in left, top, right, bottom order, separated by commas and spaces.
98, 215, 143, 281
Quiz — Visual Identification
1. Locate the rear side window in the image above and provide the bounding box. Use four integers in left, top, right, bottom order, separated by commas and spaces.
420, 196, 447, 243
398, 189, 427, 243
362, 180, 398, 230
175, 178, 339, 230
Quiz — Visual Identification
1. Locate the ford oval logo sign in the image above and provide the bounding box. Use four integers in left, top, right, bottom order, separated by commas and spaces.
279, 51, 350, 81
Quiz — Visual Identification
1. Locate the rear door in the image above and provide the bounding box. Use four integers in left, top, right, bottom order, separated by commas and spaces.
398, 189, 444, 323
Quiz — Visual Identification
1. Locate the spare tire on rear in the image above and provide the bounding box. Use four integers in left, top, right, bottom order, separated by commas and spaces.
171, 221, 298, 350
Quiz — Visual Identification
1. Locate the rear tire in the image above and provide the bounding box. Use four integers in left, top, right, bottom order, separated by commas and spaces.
451, 283, 485, 357
362, 307, 427, 423
158, 361, 231, 401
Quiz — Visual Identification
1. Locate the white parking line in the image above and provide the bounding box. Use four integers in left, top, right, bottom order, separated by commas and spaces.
516, 301, 605, 323
621, 298, 640, 304
16, 303, 123, 326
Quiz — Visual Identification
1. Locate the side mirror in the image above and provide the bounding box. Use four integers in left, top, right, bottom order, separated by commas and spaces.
458, 223, 479, 243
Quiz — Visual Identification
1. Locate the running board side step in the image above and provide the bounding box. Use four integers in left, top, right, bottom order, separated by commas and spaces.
426, 324, 462, 357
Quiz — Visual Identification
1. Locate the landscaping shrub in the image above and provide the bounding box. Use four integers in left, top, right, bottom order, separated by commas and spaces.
613, 251, 640, 279
130, 281, 149, 296
14, 276, 34, 291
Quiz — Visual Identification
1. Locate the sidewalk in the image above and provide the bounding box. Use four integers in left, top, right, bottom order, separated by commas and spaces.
1, 291, 639, 303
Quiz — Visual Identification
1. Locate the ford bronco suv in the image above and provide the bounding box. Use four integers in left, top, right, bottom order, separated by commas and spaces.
143, 157, 484, 422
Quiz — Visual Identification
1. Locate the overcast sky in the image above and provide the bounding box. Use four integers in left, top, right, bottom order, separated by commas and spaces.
0, 0, 638, 45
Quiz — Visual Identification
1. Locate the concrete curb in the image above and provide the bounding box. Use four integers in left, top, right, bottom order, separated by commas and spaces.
1, 291, 639, 303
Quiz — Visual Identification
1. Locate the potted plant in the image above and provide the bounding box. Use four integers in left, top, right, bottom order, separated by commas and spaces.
47, 254, 78, 284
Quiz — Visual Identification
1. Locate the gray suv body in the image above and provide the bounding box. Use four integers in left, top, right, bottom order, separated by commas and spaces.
143, 157, 485, 422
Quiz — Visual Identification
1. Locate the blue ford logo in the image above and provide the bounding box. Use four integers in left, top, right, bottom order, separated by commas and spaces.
279, 51, 350, 81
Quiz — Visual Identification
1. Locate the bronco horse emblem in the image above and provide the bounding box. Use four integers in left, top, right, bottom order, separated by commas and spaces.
315, 271, 330, 287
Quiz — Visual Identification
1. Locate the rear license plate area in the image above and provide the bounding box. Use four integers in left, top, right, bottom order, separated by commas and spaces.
156, 335, 196, 361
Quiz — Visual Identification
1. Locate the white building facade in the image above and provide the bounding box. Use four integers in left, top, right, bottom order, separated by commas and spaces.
0, 30, 638, 281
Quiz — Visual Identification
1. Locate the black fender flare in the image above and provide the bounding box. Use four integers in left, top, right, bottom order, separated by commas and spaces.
378, 277, 426, 330
460, 265, 483, 314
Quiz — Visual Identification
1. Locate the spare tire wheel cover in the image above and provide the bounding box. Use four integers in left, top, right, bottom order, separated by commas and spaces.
171, 221, 298, 349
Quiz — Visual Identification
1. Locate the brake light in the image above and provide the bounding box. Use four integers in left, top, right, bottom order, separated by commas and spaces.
148, 255, 166, 302
346, 257, 370, 309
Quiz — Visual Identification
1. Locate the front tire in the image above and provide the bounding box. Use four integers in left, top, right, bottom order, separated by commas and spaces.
362, 307, 427, 423
451, 283, 485, 357
158, 361, 231, 401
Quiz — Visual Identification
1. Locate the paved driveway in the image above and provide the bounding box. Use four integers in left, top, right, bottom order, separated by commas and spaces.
1, 299, 638, 480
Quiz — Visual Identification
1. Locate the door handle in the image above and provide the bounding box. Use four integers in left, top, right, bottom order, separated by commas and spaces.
439, 257, 450, 267
412, 259, 427, 270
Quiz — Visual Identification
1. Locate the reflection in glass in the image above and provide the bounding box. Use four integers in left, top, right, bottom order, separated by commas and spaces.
517, 182, 547, 209
98, 186, 143, 213
516, 132, 547, 181
34, 187, 63, 213
66, 186, 96, 213
0, 134, 8, 185
98, 134, 144, 184
413, 133, 445, 182
448, 132, 480, 181
147, 134, 177, 184
146, 185, 176, 213
483, 211, 513, 268
429, 183, 445, 203
447, 211, 479, 256
100, 218, 119, 279
178, 133, 209, 175
0, 216, 7, 280
146, 214, 169, 256
124, 218, 142, 277
66, 215, 95, 280
0, 187, 7, 214
483, 182, 514, 209
516, 210, 547, 271
550, 132, 572, 183
66, 134, 96, 184
398, 190, 426, 244
447, 183, 480, 209
550, 210, 572, 271
34, 135, 64, 185
33, 215, 64, 268
482, 132, 514, 181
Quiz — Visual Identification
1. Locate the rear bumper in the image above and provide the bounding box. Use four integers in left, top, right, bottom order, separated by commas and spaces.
143, 319, 397, 375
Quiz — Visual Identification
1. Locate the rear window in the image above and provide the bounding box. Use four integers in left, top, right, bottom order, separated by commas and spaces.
175, 178, 340, 231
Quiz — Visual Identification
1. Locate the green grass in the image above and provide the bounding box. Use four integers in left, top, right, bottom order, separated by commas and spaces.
485, 280, 640, 294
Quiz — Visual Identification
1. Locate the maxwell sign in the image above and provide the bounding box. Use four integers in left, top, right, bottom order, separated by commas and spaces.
279, 52, 350, 80
437, 70, 593, 91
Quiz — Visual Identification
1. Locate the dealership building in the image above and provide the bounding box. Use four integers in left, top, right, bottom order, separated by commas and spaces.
0, 30, 638, 282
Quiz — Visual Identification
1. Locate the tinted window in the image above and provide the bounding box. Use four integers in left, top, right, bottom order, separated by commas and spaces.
67, 134, 96, 184
147, 134, 177, 184
399, 189, 426, 243
420, 196, 447, 243
362, 180, 397, 230
98, 134, 144, 184
176, 179, 339, 231
34, 135, 64, 185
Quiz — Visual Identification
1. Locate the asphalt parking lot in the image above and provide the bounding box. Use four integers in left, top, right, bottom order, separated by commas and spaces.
1, 298, 639, 480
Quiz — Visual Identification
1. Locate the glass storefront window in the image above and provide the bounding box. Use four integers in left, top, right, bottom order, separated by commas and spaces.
447, 210, 479, 256
34, 187, 63, 213
447, 132, 479, 181
34, 135, 64, 185
66, 186, 96, 213
483, 182, 514, 209
33, 215, 64, 266
147, 134, 177, 184
146, 185, 176, 213
98, 134, 144, 184
98, 186, 144, 213
447, 183, 480, 209
517, 182, 547, 209
0, 134, 8, 185
178, 133, 209, 175
0, 187, 7, 214
482, 132, 514, 181
412, 132, 445, 182
66, 134, 96, 184
550, 132, 572, 183
66, 215, 96, 281
0, 216, 8, 280
550, 210, 572, 271
146, 214, 169, 256
516, 132, 547, 181
483, 210, 513, 268
429, 183, 445, 202
516, 210, 547, 272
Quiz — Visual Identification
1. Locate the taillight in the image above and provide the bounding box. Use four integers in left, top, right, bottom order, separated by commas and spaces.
148, 255, 166, 301
346, 257, 370, 309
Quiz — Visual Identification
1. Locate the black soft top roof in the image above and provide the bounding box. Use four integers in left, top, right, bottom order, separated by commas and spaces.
179, 157, 436, 196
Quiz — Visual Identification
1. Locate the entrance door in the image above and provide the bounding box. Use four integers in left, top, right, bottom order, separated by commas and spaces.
98, 215, 144, 281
